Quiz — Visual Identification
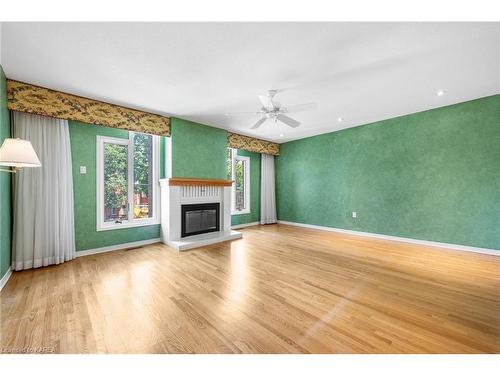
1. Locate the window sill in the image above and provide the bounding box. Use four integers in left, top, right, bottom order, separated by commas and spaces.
97, 219, 160, 232
231, 210, 250, 216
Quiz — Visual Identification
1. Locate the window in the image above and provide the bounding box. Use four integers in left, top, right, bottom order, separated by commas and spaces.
227, 148, 250, 214
97, 132, 160, 231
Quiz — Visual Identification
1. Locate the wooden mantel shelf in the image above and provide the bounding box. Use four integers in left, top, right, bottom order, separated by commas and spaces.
168, 177, 233, 187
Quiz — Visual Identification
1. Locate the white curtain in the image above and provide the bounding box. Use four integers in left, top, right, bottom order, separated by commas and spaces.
12, 111, 76, 270
260, 153, 277, 224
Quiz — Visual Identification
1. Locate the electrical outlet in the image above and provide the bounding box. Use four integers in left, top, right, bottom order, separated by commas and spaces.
352, 211, 357, 218
80, 166, 87, 174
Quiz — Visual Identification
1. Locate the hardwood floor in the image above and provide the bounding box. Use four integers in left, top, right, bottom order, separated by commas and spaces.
1, 224, 499, 353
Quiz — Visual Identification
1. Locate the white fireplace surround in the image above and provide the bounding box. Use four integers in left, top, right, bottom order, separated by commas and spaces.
159, 178, 242, 250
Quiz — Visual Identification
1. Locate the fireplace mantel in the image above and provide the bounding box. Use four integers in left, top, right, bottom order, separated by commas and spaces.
168, 177, 233, 187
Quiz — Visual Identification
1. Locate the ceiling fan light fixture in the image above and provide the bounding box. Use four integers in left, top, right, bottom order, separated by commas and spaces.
227, 89, 316, 131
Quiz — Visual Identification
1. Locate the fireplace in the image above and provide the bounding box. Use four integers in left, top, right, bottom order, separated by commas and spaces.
160, 178, 242, 250
181, 202, 220, 238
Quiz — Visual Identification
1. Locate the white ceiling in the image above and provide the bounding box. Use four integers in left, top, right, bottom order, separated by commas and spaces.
2, 22, 499, 143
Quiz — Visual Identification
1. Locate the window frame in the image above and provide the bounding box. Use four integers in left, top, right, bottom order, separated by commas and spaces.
96, 133, 160, 231
229, 148, 251, 215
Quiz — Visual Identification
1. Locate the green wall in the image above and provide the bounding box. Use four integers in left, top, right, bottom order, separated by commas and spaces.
0, 65, 12, 279
171, 117, 227, 179
276, 95, 500, 250
170, 118, 262, 225
69, 121, 165, 251
231, 149, 261, 226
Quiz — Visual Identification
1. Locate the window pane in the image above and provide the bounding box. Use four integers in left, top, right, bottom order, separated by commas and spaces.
235, 158, 246, 211
104, 143, 128, 222
133, 133, 153, 219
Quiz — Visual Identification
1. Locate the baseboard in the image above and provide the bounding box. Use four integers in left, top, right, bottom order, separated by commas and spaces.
0, 267, 13, 292
75, 238, 161, 257
277, 220, 499, 257
231, 221, 261, 229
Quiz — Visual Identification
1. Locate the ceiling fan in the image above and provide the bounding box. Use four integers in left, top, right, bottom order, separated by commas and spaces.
225, 89, 317, 129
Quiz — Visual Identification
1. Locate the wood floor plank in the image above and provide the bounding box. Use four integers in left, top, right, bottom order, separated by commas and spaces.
1, 224, 499, 353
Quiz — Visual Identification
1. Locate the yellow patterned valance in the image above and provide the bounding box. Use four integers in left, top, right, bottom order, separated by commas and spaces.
7, 80, 170, 136
227, 132, 279, 156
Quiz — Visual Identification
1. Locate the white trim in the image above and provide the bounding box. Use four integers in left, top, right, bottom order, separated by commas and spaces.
232, 209, 251, 215
231, 209, 251, 215
277, 220, 500, 257
0, 267, 13, 292
96, 133, 160, 232
96, 219, 161, 231
231, 221, 260, 229
75, 238, 161, 257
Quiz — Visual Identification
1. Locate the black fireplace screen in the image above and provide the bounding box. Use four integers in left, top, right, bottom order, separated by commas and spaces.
181, 203, 220, 237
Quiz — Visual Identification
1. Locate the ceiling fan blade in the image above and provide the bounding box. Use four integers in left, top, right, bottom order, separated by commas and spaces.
284, 102, 317, 113
277, 114, 301, 128
250, 117, 268, 129
225, 111, 262, 117
258, 95, 275, 109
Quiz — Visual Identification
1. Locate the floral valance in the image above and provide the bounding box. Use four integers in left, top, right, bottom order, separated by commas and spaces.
7, 80, 170, 136
227, 132, 279, 156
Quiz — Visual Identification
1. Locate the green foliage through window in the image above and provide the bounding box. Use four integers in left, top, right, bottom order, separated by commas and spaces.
104, 143, 128, 221
227, 148, 249, 212
133, 134, 153, 219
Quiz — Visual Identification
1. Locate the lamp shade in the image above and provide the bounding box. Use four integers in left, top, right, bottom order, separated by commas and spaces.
0, 138, 42, 168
